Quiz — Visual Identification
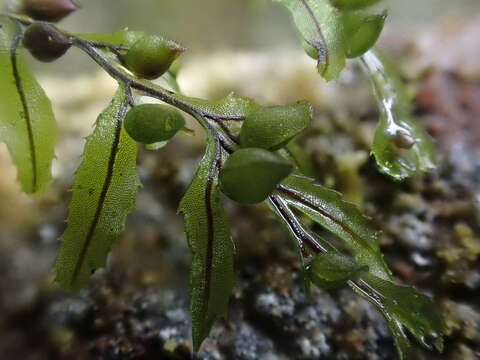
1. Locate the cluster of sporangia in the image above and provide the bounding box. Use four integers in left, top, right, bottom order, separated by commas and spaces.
17, 0, 311, 205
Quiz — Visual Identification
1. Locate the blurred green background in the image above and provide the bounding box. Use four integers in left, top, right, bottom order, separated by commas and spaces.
65, 0, 480, 47
6, 0, 477, 74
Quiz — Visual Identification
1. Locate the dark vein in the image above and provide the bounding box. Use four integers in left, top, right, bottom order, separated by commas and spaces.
10, 20, 37, 191
70, 92, 129, 285
278, 185, 378, 257
201, 134, 222, 334
299, 0, 329, 72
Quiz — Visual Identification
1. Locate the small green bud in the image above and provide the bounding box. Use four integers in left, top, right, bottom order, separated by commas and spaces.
122, 35, 185, 80
330, 0, 381, 11
124, 104, 185, 144
22, 22, 71, 62
22, 0, 79, 22
219, 148, 293, 204
306, 253, 367, 289
240, 101, 312, 151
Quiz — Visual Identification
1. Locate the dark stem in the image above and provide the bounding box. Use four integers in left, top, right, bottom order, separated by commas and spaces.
72, 37, 246, 132
7, 13, 330, 262
269, 194, 324, 254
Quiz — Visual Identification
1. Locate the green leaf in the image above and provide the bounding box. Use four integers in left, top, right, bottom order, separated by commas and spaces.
342, 10, 386, 58
307, 252, 367, 288
173, 91, 259, 119
275, 0, 346, 80
124, 104, 185, 144
178, 135, 235, 352
240, 101, 312, 150
351, 274, 444, 359
220, 148, 293, 204
279, 174, 391, 280
330, 0, 382, 11
75, 29, 144, 48
362, 50, 437, 181
55, 87, 139, 290
0, 17, 57, 193
275, 173, 444, 357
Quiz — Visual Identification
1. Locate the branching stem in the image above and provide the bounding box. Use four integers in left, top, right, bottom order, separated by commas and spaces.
6, 13, 328, 256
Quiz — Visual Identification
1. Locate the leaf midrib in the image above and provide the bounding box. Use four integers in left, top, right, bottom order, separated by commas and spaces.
279, 184, 386, 270
199, 137, 222, 343
10, 21, 37, 191
70, 95, 128, 286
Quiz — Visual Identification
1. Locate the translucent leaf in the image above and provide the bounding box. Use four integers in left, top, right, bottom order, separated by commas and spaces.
351, 274, 444, 359
0, 16, 57, 193
307, 252, 367, 288
280, 174, 392, 279
55, 87, 139, 290
178, 136, 235, 352
275, 174, 444, 358
362, 50, 437, 181
275, 0, 346, 80
342, 10, 386, 58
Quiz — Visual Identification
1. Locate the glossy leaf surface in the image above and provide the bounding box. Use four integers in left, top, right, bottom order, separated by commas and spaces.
352, 274, 444, 359
55, 87, 138, 290
0, 16, 57, 193
275, 173, 444, 358
362, 50, 437, 181
280, 174, 391, 279
178, 136, 235, 351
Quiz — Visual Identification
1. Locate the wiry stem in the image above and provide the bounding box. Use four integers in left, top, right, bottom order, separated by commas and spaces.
3, 14, 444, 358
5, 13, 329, 256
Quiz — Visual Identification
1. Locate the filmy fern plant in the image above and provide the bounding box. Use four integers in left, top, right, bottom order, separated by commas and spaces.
0, 0, 443, 358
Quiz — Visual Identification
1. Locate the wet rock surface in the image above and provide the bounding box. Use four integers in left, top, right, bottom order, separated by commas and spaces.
1, 19, 480, 360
